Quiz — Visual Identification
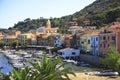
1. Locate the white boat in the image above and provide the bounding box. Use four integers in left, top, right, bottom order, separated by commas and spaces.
13, 63, 24, 69
63, 60, 77, 64
23, 54, 32, 58
85, 71, 119, 76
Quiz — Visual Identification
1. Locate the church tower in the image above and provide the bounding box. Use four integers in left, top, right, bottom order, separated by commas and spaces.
46, 19, 51, 28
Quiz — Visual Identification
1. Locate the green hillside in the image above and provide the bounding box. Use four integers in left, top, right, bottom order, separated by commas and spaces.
11, 0, 120, 32
73, 0, 120, 27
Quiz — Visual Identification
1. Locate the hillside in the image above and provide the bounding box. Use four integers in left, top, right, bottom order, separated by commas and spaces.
73, 0, 120, 27
11, 0, 120, 32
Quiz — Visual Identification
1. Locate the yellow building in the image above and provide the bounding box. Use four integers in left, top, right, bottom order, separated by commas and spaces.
2, 30, 21, 43
0, 32, 3, 40
18, 33, 36, 45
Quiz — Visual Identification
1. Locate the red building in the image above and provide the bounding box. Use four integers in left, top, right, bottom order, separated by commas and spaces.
64, 35, 73, 48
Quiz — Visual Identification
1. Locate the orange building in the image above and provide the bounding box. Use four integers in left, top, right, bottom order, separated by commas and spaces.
0, 32, 3, 40
64, 34, 73, 48
3, 30, 21, 43
99, 30, 117, 55
106, 22, 120, 53
37, 34, 55, 46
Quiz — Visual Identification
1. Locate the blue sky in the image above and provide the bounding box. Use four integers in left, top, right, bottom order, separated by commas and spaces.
0, 0, 95, 29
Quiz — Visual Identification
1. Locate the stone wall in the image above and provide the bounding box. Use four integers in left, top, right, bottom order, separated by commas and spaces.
79, 54, 101, 65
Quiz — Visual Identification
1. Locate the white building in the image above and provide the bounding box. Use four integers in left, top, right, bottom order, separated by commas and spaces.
36, 27, 46, 33
54, 35, 64, 48
68, 26, 82, 35
90, 31, 100, 56
58, 48, 80, 60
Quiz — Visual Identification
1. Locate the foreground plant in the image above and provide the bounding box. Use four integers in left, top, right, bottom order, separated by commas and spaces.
8, 55, 75, 80
29, 56, 76, 80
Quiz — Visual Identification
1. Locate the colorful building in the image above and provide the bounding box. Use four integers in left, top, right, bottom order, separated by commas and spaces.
3, 30, 21, 43
0, 32, 3, 40
18, 33, 35, 45
90, 30, 100, 56
99, 30, 117, 55
80, 31, 92, 53
54, 35, 64, 48
37, 34, 55, 46
106, 22, 120, 53
64, 34, 73, 48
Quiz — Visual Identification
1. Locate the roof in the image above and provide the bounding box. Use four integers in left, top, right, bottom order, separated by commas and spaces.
91, 30, 100, 36
58, 48, 78, 52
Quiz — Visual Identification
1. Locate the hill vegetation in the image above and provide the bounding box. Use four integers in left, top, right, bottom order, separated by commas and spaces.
10, 0, 120, 32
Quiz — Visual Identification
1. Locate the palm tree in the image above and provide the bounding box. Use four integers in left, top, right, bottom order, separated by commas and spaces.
0, 72, 10, 80
9, 55, 75, 80
9, 66, 31, 80
29, 56, 76, 80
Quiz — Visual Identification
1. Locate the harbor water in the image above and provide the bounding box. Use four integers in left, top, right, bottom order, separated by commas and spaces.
0, 53, 12, 74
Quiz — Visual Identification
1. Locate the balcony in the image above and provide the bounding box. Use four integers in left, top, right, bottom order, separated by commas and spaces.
101, 40, 107, 43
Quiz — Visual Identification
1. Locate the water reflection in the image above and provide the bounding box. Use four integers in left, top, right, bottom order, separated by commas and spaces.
0, 53, 12, 74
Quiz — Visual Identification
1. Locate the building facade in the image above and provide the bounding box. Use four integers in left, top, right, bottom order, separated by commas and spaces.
58, 48, 80, 60
99, 30, 117, 55
80, 33, 91, 53
90, 36, 99, 56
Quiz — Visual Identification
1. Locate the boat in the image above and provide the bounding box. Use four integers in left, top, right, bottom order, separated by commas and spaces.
63, 60, 77, 64
85, 71, 119, 76
12, 63, 24, 69
23, 54, 32, 58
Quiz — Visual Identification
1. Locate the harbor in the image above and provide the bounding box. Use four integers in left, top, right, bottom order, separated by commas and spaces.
0, 50, 46, 74
0, 49, 102, 74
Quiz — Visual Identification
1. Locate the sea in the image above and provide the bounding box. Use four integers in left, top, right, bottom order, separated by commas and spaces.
0, 53, 12, 74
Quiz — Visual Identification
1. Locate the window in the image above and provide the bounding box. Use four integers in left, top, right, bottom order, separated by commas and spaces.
96, 37, 98, 41
66, 57, 69, 59
88, 40, 90, 44
112, 36, 115, 40
81, 42, 84, 44
72, 52, 76, 55
103, 36, 106, 40
59, 52, 62, 55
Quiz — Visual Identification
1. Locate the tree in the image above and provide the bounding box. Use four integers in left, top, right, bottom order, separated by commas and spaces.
101, 46, 120, 71
0, 72, 10, 80
0, 40, 5, 48
29, 56, 76, 80
9, 67, 31, 80
7, 55, 75, 80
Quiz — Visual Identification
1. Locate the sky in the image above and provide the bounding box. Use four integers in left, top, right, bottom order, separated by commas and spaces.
0, 0, 95, 29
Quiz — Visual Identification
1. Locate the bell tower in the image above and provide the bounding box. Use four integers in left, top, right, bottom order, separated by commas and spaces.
46, 19, 51, 28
